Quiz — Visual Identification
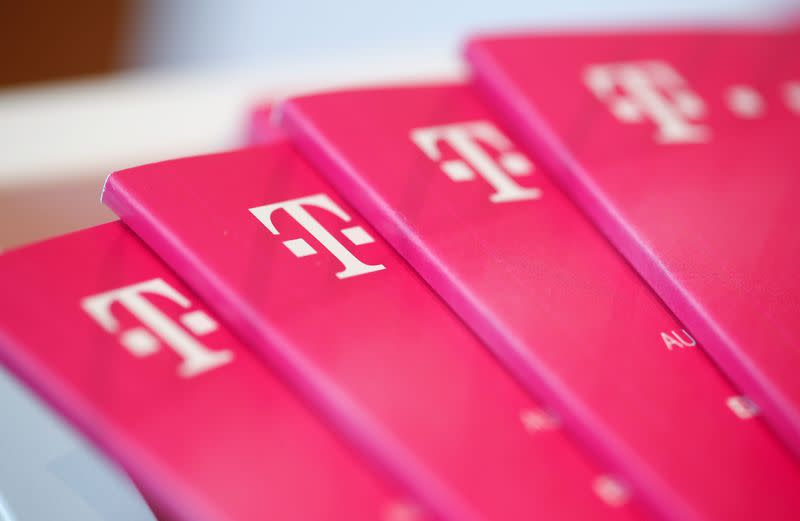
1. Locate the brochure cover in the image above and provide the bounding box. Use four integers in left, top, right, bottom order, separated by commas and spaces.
466, 29, 800, 456
103, 142, 641, 521
278, 83, 800, 521
0, 222, 414, 521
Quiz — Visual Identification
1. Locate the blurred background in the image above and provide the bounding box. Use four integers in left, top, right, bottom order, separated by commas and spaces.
0, 2, 798, 520
1, 0, 799, 250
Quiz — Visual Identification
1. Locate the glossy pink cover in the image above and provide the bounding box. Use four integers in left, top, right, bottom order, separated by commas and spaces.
466, 29, 800, 457
103, 143, 643, 521
278, 84, 800, 521
0, 222, 408, 521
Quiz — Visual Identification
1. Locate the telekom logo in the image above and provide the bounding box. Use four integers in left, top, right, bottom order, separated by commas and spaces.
82, 278, 233, 378
249, 193, 386, 279
411, 120, 541, 204
584, 60, 710, 144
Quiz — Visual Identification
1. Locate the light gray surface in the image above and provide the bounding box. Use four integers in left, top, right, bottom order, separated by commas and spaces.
0, 493, 16, 521
0, 367, 156, 521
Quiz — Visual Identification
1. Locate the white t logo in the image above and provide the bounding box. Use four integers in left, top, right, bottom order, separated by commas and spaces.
249, 193, 386, 279
82, 278, 233, 378
584, 60, 709, 144
411, 120, 541, 203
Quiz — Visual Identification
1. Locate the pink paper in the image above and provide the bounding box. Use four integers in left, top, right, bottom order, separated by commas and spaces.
278, 82, 800, 521
0, 222, 412, 521
466, 29, 800, 457
104, 142, 643, 521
